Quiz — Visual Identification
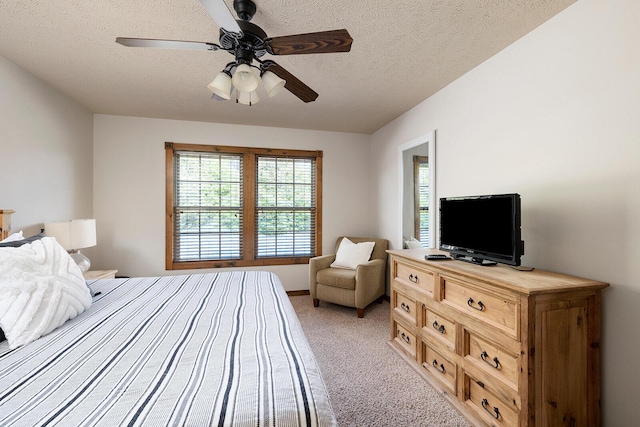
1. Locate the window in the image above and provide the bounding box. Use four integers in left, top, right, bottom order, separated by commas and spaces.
413, 155, 429, 246
165, 142, 322, 269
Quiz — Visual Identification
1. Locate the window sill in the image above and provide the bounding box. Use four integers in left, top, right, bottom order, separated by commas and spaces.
167, 257, 312, 270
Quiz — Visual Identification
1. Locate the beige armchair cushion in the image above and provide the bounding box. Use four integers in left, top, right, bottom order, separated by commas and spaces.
316, 268, 356, 290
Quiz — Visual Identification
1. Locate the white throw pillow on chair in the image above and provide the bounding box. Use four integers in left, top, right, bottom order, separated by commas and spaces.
330, 238, 375, 270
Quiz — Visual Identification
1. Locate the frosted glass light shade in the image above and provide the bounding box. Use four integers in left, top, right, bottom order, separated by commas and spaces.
261, 71, 285, 97
231, 64, 259, 92
237, 90, 260, 106
207, 72, 232, 100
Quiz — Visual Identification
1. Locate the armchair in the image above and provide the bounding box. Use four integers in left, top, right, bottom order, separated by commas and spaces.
309, 236, 388, 318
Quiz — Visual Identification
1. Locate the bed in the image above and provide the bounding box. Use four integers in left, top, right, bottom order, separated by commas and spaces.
0, 232, 336, 426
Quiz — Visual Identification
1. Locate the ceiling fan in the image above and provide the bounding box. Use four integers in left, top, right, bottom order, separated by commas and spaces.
116, 0, 353, 104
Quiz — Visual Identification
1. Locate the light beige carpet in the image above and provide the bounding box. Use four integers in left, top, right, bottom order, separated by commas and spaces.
289, 295, 471, 427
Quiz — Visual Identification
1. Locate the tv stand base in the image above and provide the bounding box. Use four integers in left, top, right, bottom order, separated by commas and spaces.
453, 255, 497, 266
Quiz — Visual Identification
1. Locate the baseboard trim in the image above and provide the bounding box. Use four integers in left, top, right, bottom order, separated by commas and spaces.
286, 290, 389, 301
287, 290, 311, 297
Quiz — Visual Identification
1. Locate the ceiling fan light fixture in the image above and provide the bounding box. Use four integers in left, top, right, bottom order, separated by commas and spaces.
237, 90, 260, 106
261, 70, 286, 97
207, 71, 232, 100
231, 64, 259, 92
117, 0, 353, 105
211, 90, 233, 101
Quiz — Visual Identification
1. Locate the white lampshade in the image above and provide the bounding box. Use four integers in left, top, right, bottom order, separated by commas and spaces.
45, 219, 96, 251
231, 64, 259, 92
207, 72, 232, 100
261, 71, 286, 97
237, 90, 260, 106
45, 219, 96, 272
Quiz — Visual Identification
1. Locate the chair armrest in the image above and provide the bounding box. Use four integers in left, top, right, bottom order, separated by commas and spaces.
354, 258, 387, 307
355, 258, 385, 270
310, 254, 335, 272
309, 254, 336, 296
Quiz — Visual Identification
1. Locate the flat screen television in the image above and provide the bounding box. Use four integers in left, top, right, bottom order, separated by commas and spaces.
439, 193, 524, 266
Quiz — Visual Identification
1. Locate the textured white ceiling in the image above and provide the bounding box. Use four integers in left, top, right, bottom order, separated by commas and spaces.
0, 0, 575, 134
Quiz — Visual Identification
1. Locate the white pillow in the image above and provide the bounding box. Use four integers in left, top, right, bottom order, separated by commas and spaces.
405, 237, 423, 249
330, 238, 376, 270
1, 231, 24, 243
0, 237, 92, 349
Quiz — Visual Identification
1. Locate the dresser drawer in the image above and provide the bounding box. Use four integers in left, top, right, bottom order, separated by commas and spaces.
464, 330, 519, 389
395, 261, 435, 295
394, 290, 418, 326
441, 276, 519, 339
393, 322, 417, 359
422, 304, 456, 351
421, 341, 457, 395
465, 376, 518, 426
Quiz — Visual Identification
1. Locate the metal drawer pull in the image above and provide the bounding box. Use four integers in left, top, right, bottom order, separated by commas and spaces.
408, 274, 419, 283
400, 302, 411, 313
432, 321, 446, 334
467, 298, 485, 311
481, 351, 500, 369
481, 399, 501, 420
432, 359, 445, 374
400, 331, 411, 344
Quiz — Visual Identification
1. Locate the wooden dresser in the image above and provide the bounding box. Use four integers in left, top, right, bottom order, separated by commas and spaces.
0, 209, 15, 240
388, 249, 608, 426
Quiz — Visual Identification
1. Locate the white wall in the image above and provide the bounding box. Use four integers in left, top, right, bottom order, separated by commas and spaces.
370, 0, 640, 424
0, 56, 93, 237
92, 115, 371, 291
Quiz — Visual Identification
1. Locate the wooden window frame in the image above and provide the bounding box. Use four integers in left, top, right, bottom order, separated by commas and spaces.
165, 142, 323, 270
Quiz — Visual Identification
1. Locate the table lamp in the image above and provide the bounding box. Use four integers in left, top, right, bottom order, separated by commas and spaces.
44, 219, 97, 272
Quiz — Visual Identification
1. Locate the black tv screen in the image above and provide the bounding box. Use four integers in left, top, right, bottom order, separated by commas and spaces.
439, 193, 523, 266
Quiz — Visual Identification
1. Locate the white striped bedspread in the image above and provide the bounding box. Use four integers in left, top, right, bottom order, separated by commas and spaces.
0, 271, 336, 427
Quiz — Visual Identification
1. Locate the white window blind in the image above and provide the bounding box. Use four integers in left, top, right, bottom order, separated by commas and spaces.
414, 156, 429, 246
256, 156, 316, 258
174, 151, 243, 261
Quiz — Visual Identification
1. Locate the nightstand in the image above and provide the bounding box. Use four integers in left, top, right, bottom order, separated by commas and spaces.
83, 270, 118, 280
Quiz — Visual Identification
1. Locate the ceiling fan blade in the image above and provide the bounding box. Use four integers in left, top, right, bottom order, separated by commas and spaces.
266, 29, 353, 55
116, 37, 220, 51
199, 0, 242, 36
265, 62, 318, 103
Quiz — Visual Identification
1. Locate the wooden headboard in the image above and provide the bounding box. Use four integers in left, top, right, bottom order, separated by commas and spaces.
0, 210, 15, 240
